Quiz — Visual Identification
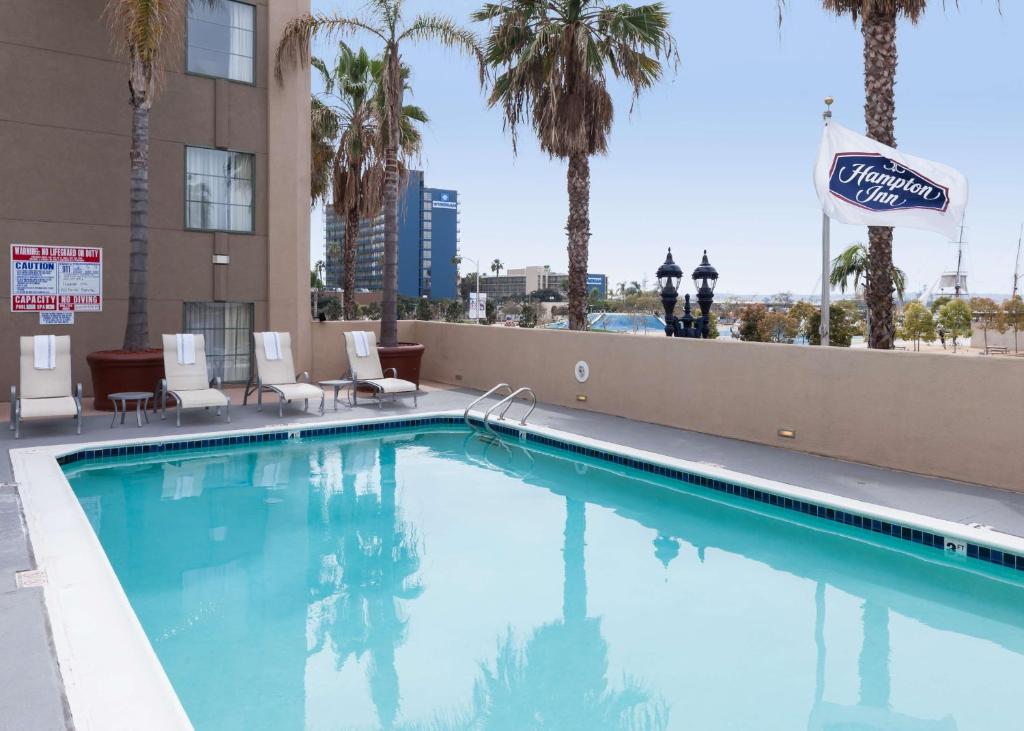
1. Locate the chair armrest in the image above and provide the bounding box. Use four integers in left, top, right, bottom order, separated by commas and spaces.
296, 371, 310, 383
383, 367, 398, 379
75, 383, 82, 401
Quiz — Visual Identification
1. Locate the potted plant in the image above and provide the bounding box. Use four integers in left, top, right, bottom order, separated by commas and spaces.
277, 0, 483, 386
87, 0, 182, 410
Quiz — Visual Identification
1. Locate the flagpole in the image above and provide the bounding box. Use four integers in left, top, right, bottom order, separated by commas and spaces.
820, 97, 833, 347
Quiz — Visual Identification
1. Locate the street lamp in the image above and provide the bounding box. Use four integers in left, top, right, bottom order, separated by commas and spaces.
692, 250, 719, 339
656, 247, 718, 338
656, 248, 683, 337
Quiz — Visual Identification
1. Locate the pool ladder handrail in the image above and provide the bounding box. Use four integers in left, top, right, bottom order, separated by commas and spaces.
463, 383, 513, 429
482, 387, 537, 437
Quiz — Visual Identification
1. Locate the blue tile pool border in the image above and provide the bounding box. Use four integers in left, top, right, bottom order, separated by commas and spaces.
56, 414, 1024, 576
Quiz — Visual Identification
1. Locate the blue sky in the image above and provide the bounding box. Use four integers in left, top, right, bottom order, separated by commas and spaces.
308, 0, 1022, 296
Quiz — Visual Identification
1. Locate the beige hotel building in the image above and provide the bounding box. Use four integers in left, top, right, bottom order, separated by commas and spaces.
0, 0, 312, 393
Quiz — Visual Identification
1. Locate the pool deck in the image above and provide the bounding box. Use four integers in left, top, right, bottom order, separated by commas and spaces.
4, 380, 1024, 730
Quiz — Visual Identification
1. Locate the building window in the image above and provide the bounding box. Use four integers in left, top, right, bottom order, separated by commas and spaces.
187, 0, 255, 83
186, 147, 254, 232
182, 301, 254, 384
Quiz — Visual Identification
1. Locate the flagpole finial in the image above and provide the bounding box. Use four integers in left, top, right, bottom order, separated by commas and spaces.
823, 96, 833, 123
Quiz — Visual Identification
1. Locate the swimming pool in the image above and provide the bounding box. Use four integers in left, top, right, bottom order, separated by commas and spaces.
52, 418, 1024, 731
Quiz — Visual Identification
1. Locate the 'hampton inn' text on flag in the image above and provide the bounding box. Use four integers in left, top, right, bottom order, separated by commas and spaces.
814, 122, 968, 239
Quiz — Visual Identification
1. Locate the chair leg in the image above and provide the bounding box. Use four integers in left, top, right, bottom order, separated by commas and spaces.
278, 396, 284, 418
225, 400, 231, 424
176, 406, 181, 427
304, 398, 309, 412
14, 405, 19, 440
319, 394, 325, 415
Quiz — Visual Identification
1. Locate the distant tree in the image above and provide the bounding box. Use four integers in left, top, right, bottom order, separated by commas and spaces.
929, 295, 952, 314
788, 301, 817, 337
444, 299, 464, 323
829, 242, 907, 301
485, 298, 497, 324
736, 304, 770, 342
519, 302, 539, 329
415, 298, 433, 321
970, 297, 1006, 351
324, 297, 344, 321
763, 310, 799, 343
897, 301, 936, 351
805, 305, 857, 347
311, 260, 325, 289
938, 299, 972, 352
1002, 296, 1024, 353
396, 295, 418, 320
490, 259, 504, 277
361, 301, 382, 320
530, 288, 563, 302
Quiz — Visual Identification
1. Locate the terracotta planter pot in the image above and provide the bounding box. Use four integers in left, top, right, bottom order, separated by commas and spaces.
86, 349, 165, 411
377, 342, 425, 387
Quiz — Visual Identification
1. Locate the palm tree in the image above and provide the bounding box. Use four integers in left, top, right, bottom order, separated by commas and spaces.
277, 2, 483, 347
778, 0, 997, 349
311, 44, 428, 320
474, 1, 677, 331
490, 258, 504, 277
105, 0, 213, 350
829, 243, 906, 300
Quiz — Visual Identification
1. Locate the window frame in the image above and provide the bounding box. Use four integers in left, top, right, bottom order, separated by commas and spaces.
185, 0, 258, 86
184, 145, 257, 234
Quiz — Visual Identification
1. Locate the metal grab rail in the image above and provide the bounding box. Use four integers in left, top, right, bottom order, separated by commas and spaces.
463, 383, 512, 428
482, 387, 537, 437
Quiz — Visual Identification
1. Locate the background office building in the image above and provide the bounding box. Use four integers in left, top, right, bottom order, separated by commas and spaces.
476, 266, 607, 300
325, 171, 458, 299
0, 0, 312, 391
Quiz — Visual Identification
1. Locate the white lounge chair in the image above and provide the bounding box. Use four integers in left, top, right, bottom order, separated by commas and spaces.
159, 334, 230, 426
343, 331, 418, 408
11, 335, 82, 439
253, 332, 324, 417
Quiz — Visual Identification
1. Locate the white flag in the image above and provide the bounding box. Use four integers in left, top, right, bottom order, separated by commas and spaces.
814, 122, 968, 239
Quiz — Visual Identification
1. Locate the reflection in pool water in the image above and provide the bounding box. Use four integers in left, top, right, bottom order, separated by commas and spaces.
66, 428, 1024, 730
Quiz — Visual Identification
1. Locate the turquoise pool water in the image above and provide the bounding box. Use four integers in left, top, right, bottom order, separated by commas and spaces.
66, 427, 1024, 731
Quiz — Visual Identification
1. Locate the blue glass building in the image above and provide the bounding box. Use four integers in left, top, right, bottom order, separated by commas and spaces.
325, 170, 458, 299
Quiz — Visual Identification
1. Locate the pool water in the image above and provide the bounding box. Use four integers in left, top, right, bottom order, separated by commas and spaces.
66, 427, 1024, 731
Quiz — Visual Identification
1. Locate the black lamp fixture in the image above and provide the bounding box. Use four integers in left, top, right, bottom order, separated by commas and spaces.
657, 247, 718, 338
692, 250, 719, 339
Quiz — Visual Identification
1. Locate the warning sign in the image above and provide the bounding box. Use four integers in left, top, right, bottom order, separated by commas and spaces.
10, 245, 102, 313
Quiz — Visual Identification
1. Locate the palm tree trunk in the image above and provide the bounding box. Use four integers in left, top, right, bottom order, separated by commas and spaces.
566, 153, 591, 331
862, 12, 897, 350
380, 46, 403, 348
344, 207, 359, 320
123, 102, 150, 351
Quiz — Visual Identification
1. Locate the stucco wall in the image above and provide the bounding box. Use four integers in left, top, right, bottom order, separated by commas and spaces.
310, 320, 418, 380
0, 0, 309, 393
411, 321, 1024, 492
971, 329, 1022, 352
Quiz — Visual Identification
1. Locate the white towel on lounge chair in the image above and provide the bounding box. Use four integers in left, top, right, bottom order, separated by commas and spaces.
176, 334, 196, 365
33, 335, 56, 370
262, 332, 282, 361
353, 331, 370, 357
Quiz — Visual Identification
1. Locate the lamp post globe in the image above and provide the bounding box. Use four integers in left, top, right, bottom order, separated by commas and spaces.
692, 250, 718, 339
656, 248, 683, 337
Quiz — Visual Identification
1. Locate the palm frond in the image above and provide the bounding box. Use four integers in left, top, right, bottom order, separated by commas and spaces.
275, 12, 387, 84
398, 14, 486, 85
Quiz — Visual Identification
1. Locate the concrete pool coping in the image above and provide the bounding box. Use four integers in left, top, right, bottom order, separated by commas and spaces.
13, 404, 1024, 730
5, 382, 1024, 730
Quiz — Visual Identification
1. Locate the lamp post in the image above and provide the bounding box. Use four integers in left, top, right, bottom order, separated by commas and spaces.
454, 255, 481, 323
656, 248, 718, 338
692, 250, 719, 338
655, 248, 683, 337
